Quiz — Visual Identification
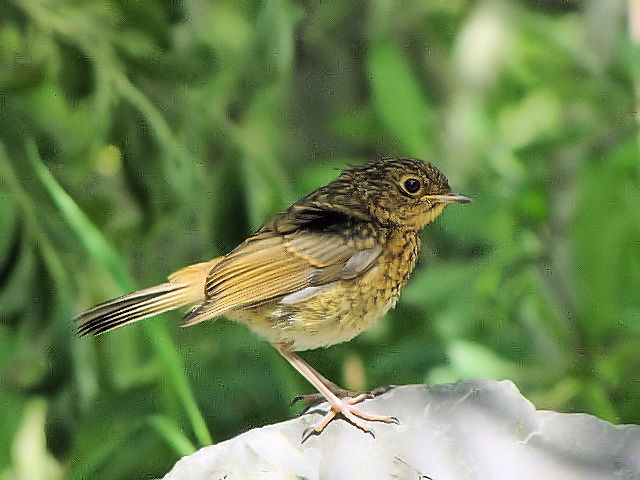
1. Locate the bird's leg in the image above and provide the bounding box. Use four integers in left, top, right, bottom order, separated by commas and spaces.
275, 344, 399, 440
290, 370, 360, 412
291, 373, 394, 414
287, 354, 395, 412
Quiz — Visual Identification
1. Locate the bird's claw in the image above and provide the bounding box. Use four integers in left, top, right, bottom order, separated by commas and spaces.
299, 393, 399, 442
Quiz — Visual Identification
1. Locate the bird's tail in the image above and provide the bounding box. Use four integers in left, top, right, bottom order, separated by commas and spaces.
76, 258, 221, 336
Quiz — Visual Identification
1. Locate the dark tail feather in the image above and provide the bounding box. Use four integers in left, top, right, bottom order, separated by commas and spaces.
76, 283, 199, 336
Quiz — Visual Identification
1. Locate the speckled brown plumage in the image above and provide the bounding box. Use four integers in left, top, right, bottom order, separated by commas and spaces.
76, 157, 469, 438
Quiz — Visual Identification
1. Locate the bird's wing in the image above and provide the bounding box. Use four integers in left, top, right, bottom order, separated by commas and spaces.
182, 222, 382, 326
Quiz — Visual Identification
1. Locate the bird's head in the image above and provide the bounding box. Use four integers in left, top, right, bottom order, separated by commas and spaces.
346, 157, 470, 230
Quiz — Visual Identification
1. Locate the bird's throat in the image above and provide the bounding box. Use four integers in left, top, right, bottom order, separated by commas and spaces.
417, 203, 447, 229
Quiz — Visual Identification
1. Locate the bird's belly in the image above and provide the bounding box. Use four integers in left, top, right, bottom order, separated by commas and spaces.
230, 263, 401, 351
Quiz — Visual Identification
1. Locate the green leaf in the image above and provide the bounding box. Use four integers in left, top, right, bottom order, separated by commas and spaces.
367, 39, 431, 156
147, 415, 196, 457
429, 340, 519, 384
27, 141, 132, 291
9, 399, 64, 480
27, 143, 213, 446
572, 137, 640, 341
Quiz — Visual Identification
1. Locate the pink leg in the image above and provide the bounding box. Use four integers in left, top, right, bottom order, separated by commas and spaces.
276, 344, 399, 439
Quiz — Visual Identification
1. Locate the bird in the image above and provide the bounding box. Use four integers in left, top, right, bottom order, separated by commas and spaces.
76, 157, 470, 438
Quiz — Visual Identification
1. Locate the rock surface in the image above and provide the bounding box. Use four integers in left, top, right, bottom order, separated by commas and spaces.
163, 379, 640, 480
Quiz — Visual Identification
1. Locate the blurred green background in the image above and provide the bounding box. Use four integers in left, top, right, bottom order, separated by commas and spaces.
1, 0, 639, 478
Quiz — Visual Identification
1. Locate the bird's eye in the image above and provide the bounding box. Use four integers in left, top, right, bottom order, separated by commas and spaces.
403, 178, 421, 194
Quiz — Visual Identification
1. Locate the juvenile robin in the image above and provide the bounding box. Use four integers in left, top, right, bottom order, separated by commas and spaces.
77, 157, 470, 437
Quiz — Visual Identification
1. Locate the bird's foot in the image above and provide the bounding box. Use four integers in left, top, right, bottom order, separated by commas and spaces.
293, 384, 395, 414
301, 392, 399, 442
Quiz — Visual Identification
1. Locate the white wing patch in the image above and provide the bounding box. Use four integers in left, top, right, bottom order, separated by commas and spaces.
280, 283, 337, 305
341, 244, 383, 279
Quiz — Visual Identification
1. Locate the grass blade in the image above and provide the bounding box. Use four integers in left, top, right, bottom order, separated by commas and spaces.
27, 141, 213, 446
147, 415, 196, 457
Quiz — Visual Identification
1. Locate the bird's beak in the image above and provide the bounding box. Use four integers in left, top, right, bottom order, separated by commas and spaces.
425, 192, 471, 204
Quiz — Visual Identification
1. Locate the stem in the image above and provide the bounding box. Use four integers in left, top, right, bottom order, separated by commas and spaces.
628, 0, 640, 172
27, 143, 213, 446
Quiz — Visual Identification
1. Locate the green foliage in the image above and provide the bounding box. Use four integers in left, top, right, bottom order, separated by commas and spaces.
1, 0, 638, 478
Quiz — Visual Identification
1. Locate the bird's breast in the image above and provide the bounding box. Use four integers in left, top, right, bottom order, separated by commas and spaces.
231, 229, 421, 351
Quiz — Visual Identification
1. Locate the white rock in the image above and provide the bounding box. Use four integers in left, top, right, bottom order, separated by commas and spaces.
164, 380, 640, 480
